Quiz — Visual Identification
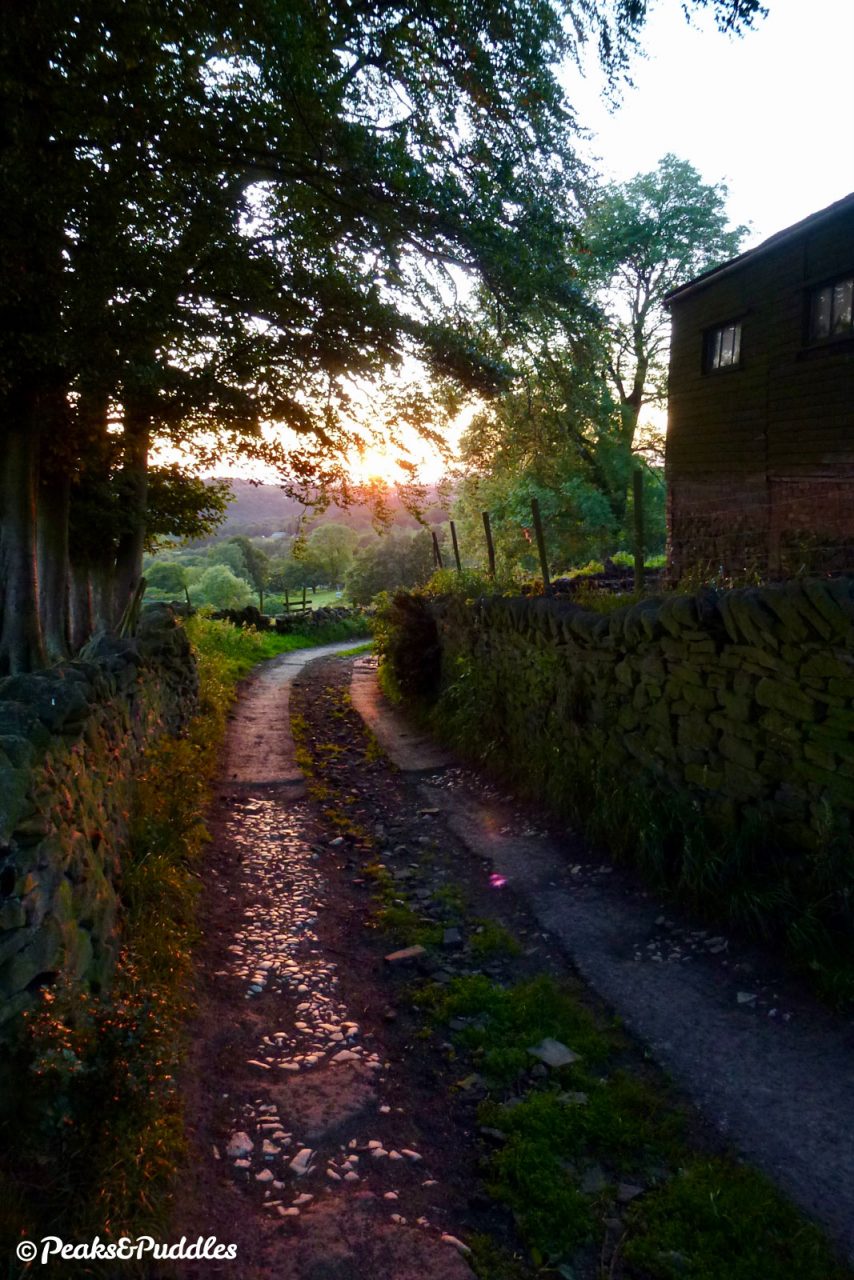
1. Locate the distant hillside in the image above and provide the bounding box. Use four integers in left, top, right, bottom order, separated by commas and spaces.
208, 477, 452, 540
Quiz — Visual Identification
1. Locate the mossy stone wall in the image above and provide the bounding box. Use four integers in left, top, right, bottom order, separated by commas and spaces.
429, 579, 854, 848
0, 607, 197, 1036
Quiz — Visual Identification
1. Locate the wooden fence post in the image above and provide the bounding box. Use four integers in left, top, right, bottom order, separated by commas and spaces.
482, 511, 496, 578
431, 530, 444, 570
633, 467, 645, 593
450, 520, 462, 572
530, 497, 551, 591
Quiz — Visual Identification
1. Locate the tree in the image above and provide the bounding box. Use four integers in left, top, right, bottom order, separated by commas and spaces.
193, 565, 253, 610
345, 530, 434, 605
581, 154, 748, 518
300, 525, 358, 589
145, 561, 191, 604
267, 556, 313, 594
226, 537, 271, 611
454, 155, 747, 570
207, 542, 250, 580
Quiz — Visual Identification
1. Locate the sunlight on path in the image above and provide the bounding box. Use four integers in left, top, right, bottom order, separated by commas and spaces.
219, 797, 377, 1074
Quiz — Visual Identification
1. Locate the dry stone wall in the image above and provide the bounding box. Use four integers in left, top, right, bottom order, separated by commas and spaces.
0, 606, 197, 1036
429, 579, 854, 848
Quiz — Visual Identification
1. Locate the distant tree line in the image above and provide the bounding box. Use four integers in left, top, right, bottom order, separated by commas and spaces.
145, 524, 435, 610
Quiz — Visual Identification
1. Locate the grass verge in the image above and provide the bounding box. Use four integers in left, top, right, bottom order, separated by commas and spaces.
416, 967, 850, 1280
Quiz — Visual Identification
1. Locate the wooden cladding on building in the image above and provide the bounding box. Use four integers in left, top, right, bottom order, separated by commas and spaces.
665, 194, 854, 577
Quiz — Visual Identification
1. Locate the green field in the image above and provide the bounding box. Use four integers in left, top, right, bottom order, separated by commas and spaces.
143, 586, 350, 613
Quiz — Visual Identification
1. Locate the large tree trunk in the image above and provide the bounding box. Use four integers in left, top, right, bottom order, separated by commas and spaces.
90, 557, 116, 634
69, 389, 115, 636
0, 407, 46, 674
112, 402, 150, 625
68, 560, 93, 653
37, 467, 71, 662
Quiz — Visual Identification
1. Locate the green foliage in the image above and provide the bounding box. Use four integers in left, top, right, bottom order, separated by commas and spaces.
419, 966, 846, 1276
419, 973, 612, 1085
375, 902, 443, 948
0, 612, 378, 1246
623, 1159, 850, 1280
333, 641, 373, 658
300, 524, 358, 588
145, 470, 232, 550
345, 529, 434, 605
3, 618, 244, 1247
452, 156, 745, 583
185, 614, 369, 683
466, 1234, 531, 1280
384, 593, 854, 1000
487, 1121, 596, 1259
225, 535, 270, 603
424, 567, 520, 598
145, 560, 189, 599
373, 590, 442, 703
193, 563, 253, 609
470, 920, 522, 957
206, 540, 250, 578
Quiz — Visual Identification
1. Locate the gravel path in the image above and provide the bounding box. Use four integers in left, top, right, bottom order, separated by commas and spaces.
172, 646, 476, 1279
224, 640, 360, 791
350, 657, 854, 1263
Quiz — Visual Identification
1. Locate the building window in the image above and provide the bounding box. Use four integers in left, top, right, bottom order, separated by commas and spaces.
809, 276, 854, 341
705, 320, 742, 371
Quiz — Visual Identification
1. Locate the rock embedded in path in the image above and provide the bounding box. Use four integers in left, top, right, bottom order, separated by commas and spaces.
617, 1182, 645, 1203
527, 1037, 580, 1068
226, 1131, 254, 1159
289, 1147, 315, 1176
269, 1064, 376, 1142
384, 945, 427, 965
441, 1234, 472, 1255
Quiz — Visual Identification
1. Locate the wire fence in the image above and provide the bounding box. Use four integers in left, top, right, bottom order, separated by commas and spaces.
430, 472, 854, 593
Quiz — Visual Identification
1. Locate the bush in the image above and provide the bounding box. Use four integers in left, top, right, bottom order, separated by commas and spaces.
373, 591, 441, 702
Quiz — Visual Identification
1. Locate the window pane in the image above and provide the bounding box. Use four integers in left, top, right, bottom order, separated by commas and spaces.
709, 329, 722, 368
831, 279, 853, 334
720, 323, 739, 366
731, 322, 742, 364
811, 286, 832, 339
719, 326, 733, 365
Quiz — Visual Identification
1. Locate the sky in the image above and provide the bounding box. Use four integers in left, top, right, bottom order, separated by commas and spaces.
567, 0, 854, 249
